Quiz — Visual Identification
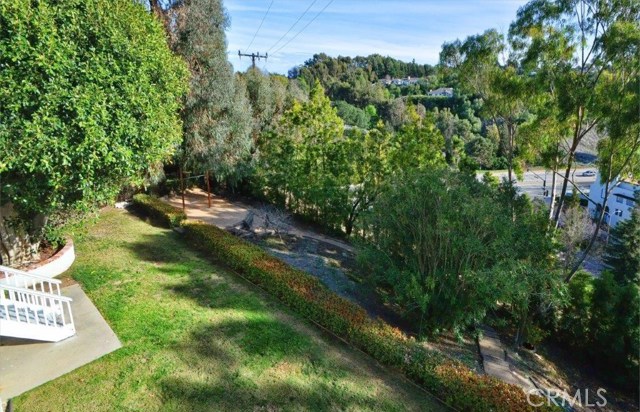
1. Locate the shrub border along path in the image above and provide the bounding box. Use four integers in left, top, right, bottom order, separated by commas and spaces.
131, 194, 558, 412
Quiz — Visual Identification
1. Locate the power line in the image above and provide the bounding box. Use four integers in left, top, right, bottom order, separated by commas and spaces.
272, 0, 334, 56
244, 0, 274, 53
266, 0, 319, 53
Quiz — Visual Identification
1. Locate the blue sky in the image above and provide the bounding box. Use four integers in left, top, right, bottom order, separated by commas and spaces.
225, 0, 529, 74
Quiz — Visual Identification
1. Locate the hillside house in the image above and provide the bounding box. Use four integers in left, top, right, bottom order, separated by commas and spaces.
379, 76, 420, 86
427, 87, 454, 97
588, 173, 638, 227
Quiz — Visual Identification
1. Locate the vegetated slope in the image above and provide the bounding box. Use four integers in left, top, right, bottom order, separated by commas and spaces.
574, 128, 603, 164
14, 209, 444, 412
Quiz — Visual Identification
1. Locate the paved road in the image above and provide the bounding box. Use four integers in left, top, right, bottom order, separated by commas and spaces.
479, 167, 597, 199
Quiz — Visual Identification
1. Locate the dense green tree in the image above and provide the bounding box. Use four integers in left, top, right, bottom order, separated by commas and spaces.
244, 68, 276, 142
357, 169, 555, 333
173, 0, 252, 184
558, 270, 640, 392
333, 101, 371, 129
384, 98, 409, 129
589, 272, 640, 390
465, 137, 497, 169
434, 108, 476, 166
341, 125, 392, 236
558, 271, 592, 350
257, 82, 426, 236
0, 0, 188, 265
257, 82, 347, 229
450, 29, 529, 182
510, 0, 640, 225
388, 107, 446, 172
438, 39, 463, 85
440, 30, 530, 180
291, 54, 389, 107
291, 53, 433, 84
604, 206, 640, 285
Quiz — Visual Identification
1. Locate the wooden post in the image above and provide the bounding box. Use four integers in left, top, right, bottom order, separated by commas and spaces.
205, 170, 212, 208
179, 166, 185, 211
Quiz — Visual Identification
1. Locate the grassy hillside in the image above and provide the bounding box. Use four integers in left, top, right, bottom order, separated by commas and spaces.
14, 209, 444, 411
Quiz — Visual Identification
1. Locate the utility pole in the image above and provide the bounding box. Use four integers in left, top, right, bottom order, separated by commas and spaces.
238, 50, 267, 69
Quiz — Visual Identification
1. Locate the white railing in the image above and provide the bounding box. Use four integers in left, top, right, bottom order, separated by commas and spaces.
0, 265, 75, 339
0, 265, 62, 295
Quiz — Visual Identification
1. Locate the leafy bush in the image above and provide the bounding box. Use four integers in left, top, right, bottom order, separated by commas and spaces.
181, 219, 558, 411
0, 0, 188, 265
131, 194, 186, 228
334, 100, 371, 128
589, 272, 639, 391
357, 169, 556, 334
558, 270, 592, 350
555, 210, 640, 393
556, 271, 639, 393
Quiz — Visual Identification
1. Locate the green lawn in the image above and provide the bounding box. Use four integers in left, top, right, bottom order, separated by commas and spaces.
15, 209, 444, 411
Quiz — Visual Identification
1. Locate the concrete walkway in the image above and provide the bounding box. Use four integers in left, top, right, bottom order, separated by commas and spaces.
478, 326, 537, 393
163, 189, 354, 253
0, 284, 121, 405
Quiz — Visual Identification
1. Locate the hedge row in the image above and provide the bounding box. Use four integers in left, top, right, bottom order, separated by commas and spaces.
131, 194, 186, 228
132, 197, 556, 411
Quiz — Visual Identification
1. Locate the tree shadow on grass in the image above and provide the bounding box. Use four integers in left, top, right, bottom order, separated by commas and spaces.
126, 205, 175, 230
159, 374, 405, 412
159, 318, 416, 412
124, 232, 187, 264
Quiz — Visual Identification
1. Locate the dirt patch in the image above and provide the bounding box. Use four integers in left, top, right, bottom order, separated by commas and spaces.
15, 241, 62, 270
238, 231, 409, 327
423, 331, 484, 373
58, 274, 78, 288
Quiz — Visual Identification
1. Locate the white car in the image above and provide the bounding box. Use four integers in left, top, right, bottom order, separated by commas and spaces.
581, 170, 596, 177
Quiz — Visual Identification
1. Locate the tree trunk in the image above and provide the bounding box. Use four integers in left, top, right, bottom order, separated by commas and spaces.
179, 166, 186, 212
548, 161, 558, 220
507, 121, 514, 183
514, 307, 529, 348
554, 107, 584, 226
565, 155, 614, 282
345, 220, 353, 237
553, 151, 576, 228
205, 170, 212, 208
0, 202, 46, 267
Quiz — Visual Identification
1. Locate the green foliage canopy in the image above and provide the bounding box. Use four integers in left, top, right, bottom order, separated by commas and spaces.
559, 270, 639, 392
173, 0, 252, 183
0, 0, 187, 229
357, 169, 556, 332
604, 206, 640, 285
